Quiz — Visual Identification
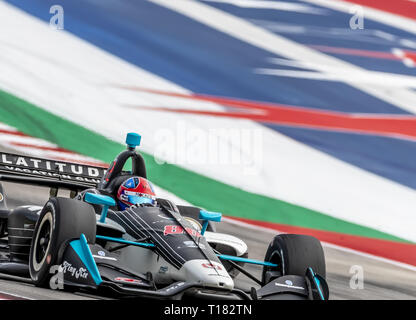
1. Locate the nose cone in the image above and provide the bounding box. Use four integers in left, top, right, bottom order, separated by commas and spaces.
181, 260, 234, 290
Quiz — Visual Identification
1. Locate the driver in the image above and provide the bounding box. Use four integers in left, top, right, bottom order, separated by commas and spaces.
116, 176, 157, 210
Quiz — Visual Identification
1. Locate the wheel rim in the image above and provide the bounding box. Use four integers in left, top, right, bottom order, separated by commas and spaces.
263, 250, 284, 283
32, 211, 53, 272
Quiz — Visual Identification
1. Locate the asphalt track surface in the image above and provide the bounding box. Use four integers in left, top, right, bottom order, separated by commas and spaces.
0, 143, 414, 300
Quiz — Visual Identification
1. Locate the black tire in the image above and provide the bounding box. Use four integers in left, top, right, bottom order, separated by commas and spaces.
177, 205, 216, 233
29, 197, 96, 287
262, 234, 326, 285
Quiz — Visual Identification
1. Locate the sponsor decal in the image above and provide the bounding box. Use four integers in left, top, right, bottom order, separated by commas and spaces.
97, 250, 105, 257
159, 266, 169, 274
0, 193, 3, 202
157, 214, 175, 220
182, 241, 197, 248
179, 241, 206, 249
163, 225, 201, 237
61, 261, 88, 280
153, 220, 171, 224
114, 277, 143, 285
0, 152, 106, 181
201, 262, 223, 271
124, 191, 155, 199
92, 254, 117, 261
275, 282, 304, 290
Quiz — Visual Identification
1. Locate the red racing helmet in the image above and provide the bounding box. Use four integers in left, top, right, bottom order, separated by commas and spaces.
117, 176, 156, 210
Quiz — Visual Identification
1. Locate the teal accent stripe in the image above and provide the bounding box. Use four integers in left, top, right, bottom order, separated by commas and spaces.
70, 234, 102, 285
96, 235, 156, 248
218, 254, 278, 267
309, 267, 325, 300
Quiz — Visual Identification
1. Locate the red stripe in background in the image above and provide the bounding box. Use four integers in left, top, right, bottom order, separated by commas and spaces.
228, 216, 416, 267
0, 129, 27, 137
310, 45, 416, 66
7, 142, 108, 167
342, 0, 416, 20
121, 87, 416, 141
309, 45, 401, 60
9, 142, 76, 154
53, 156, 109, 168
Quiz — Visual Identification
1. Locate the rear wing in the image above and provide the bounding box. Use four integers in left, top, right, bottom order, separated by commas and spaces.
0, 152, 107, 192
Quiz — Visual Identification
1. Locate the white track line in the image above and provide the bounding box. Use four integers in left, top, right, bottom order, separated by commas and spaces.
0, 290, 33, 300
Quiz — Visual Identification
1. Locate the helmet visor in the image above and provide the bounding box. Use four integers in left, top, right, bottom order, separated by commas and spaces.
127, 195, 155, 206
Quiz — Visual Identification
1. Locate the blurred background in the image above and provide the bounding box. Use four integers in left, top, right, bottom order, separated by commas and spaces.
0, 0, 415, 299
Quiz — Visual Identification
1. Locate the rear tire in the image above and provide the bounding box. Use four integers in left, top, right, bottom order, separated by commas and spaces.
29, 197, 96, 287
262, 234, 326, 285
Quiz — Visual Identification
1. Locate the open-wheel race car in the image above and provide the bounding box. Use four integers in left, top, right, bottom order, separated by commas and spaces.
0, 133, 329, 300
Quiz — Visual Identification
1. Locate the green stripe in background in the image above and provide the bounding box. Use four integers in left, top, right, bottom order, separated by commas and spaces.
0, 89, 411, 244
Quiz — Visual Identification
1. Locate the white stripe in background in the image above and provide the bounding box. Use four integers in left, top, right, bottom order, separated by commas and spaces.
0, 2, 415, 241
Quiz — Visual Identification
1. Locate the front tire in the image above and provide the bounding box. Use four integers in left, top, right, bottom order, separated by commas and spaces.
262, 234, 326, 285
29, 197, 96, 287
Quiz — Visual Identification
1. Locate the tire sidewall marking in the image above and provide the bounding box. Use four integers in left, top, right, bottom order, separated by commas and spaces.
32, 210, 54, 272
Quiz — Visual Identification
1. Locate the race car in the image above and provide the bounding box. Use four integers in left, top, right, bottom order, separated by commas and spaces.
0, 133, 328, 300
